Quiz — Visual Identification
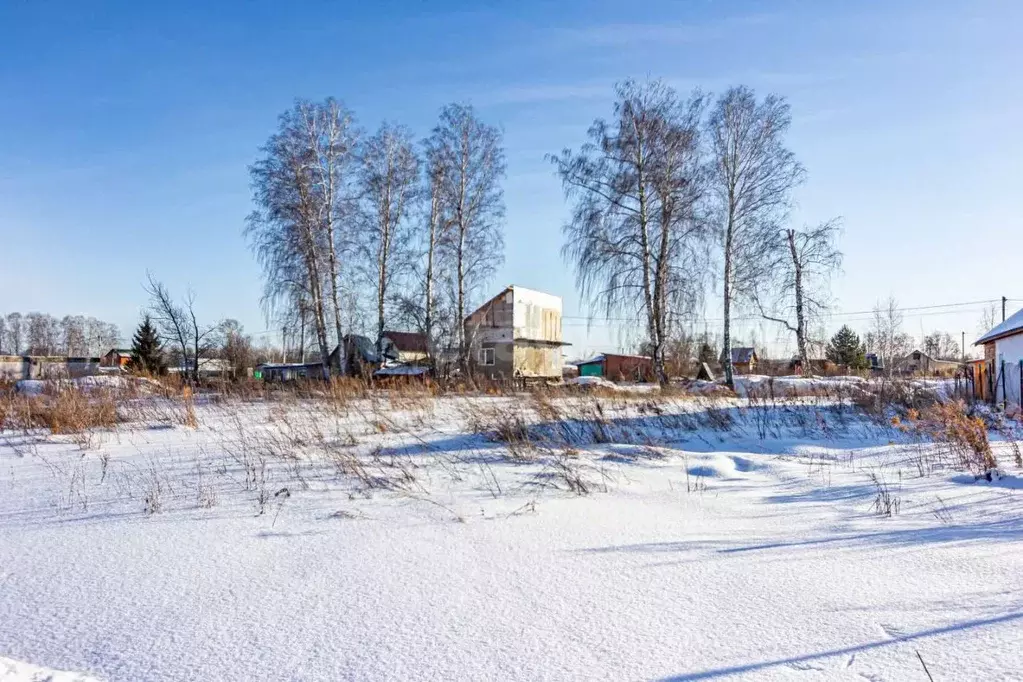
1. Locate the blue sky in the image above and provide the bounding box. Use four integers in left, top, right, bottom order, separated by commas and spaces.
1, 0, 1020, 357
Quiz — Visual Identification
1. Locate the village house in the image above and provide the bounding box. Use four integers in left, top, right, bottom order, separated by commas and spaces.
464, 285, 566, 381
101, 348, 133, 368
789, 357, 834, 376
720, 347, 758, 375
974, 308, 1023, 407
865, 352, 884, 374
379, 331, 429, 365
895, 349, 960, 376
574, 353, 655, 382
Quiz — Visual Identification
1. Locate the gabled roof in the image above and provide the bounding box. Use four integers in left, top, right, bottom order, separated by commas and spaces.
107, 348, 132, 356
573, 353, 651, 365
465, 286, 514, 322
976, 307, 1023, 345
464, 284, 560, 322
381, 331, 428, 354
721, 347, 757, 363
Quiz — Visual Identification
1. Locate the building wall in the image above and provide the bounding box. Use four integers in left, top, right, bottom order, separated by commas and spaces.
0, 357, 27, 380
475, 341, 515, 379
0, 357, 101, 380
604, 355, 654, 382
467, 290, 514, 346
513, 342, 560, 378
994, 334, 1023, 406
398, 350, 429, 364
511, 287, 562, 343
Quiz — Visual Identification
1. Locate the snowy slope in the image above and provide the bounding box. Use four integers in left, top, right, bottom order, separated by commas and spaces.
1, 394, 1021, 681
0, 656, 99, 682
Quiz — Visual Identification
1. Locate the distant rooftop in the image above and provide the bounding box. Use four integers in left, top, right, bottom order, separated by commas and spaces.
976, 307, 1023, 345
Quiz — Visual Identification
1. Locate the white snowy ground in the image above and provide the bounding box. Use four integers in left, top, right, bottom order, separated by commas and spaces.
1, 392, 1021, 681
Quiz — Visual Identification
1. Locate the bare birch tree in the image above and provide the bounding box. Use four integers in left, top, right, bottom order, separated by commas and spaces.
421, 149, 446, 362
752, 220, 842, 375
145, 274, 192, 377
248, 99, 358, 376
427, 103, 506, 368
145, 273, 221, 382
708, 86, 805, 388
301, 99, 359, 347
60, 315, 88, 356
867, 296, 913, 377
978, 303, 999, 336
552, 80, 710, 385
25, 313, 60, 355
359, 122, 422, 348
5, 314, 21, 354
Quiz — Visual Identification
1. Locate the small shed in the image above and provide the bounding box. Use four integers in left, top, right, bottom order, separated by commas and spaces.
575, 353, 655, 382
102, 348, 133, 368
790, 357, 834, 376
720, 347, 758, 375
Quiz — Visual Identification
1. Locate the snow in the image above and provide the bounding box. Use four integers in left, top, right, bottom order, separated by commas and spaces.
565, 375, 621, 390
0, 656, 99, 682
13, 380, 45, 396
1, 391, 1022, 681
732, 374, 868, 397
374, 365, 429, 376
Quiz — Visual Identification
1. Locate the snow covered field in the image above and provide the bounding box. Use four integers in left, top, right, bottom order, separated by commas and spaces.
1, 386, 1021, 681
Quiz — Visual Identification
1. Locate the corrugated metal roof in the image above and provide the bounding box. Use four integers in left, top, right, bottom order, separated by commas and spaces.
721, 347, 757, 363
976, 307, 1023, 345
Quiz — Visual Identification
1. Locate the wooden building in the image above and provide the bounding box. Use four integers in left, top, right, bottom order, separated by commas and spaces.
720, 347, 758, 375
101, 348, 133, 368
380, 331, 429, 365
895, 349, 960, 376
464, 285, 565, 381
575, 354, 655, 382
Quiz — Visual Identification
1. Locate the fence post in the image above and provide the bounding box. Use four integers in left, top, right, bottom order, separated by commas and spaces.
988, 361, 994, 402
1001, 360, 1007, 410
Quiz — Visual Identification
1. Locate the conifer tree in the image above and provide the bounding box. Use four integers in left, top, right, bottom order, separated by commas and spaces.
129, 315, 166, 375
825, 325, 866, 370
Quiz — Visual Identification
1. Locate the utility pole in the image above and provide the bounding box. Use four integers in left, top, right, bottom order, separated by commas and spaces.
962, 331, 966, 363
1003, 296, 1008, 322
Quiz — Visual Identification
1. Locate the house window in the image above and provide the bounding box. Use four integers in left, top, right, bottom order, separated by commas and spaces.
479, 348, 495, 366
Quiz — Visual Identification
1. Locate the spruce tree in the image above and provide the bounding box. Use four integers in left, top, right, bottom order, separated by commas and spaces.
129, 315, 166, 375
697, 341, 717, 367
825, 325, 866, 370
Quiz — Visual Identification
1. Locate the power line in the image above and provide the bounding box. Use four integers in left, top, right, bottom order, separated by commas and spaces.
561, 297, 1018, 325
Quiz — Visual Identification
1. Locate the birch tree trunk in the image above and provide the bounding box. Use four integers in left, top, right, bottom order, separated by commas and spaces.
787, 229, 810, 376
709, 87, 805, 390
424, 172, 441, 363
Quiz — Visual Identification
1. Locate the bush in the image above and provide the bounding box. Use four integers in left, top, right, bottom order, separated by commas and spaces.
0, 385, 118, 435
922, 401, 997, 475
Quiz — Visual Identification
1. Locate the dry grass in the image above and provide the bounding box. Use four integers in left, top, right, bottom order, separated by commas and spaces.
3, 373, 1019, 523
920, 401, 997, 475
0, 386, 118, 435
